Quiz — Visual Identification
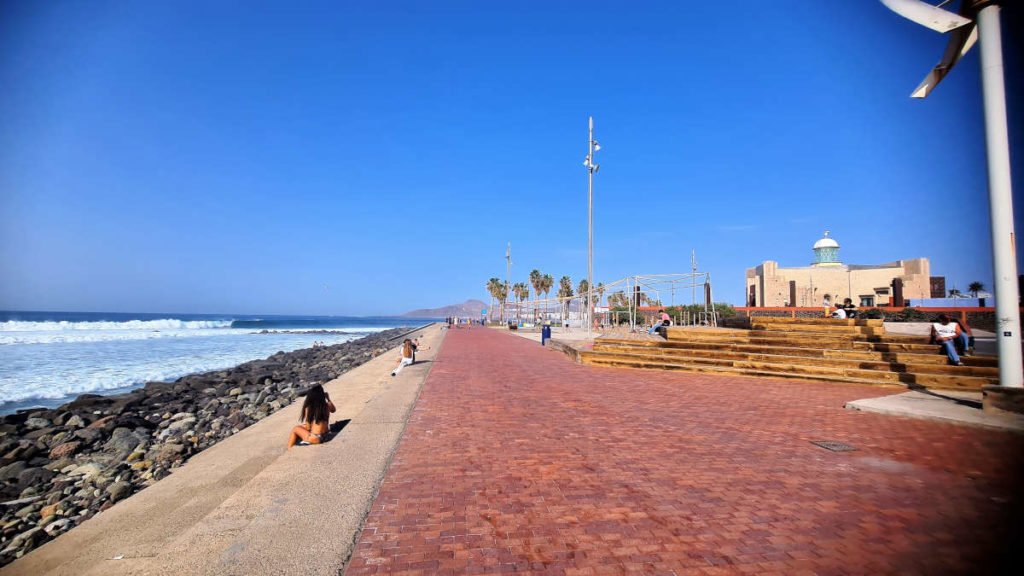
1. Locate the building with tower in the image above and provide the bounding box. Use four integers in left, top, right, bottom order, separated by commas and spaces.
745, 232, 934, 308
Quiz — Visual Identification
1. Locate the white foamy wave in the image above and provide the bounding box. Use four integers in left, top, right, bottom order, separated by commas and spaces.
0, 319, 234, 332
0, 331, 361, 406
258, 327, 389, 334
0, 328, 246, 345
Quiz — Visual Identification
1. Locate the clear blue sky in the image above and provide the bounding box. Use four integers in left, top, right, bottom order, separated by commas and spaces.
1, 1, 1020, 315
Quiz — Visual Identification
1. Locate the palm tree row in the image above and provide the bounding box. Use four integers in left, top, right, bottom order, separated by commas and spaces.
487, 269, 607, 326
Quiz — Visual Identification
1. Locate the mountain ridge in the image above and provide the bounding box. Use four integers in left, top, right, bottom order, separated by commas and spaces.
402, 299, 488, 318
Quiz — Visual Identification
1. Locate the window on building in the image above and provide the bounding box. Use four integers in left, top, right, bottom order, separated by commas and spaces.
860, 296, 874, 307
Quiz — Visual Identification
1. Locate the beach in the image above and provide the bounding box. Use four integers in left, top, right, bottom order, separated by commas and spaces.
0, 325, 426, 568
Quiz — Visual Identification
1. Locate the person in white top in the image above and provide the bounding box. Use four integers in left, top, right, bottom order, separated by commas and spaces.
930, 314, 964, 366
391, 339, 415, 376
830, 304, 847, 319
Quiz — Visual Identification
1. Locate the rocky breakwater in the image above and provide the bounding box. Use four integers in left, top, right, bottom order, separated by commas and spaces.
0, 327, 411, 565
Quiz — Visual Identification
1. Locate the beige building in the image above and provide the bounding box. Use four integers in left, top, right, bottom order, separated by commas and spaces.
745, 232, 931, 308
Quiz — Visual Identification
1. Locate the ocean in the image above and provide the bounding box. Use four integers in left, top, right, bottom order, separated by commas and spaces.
0, 311, 431, 415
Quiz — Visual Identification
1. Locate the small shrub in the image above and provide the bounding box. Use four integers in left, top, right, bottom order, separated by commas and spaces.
859, 308, 884, 319
898, 307, 928, 322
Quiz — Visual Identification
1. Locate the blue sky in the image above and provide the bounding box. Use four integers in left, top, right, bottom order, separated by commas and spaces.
1, 1, 1020, 315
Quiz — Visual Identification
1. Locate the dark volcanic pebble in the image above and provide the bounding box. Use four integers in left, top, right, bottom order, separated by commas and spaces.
0, 327, 411, 565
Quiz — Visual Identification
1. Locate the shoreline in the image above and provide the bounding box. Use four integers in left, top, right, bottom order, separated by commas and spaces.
0, 326, 414, 565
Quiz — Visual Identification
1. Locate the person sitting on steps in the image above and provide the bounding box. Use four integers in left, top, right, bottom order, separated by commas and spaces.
648, 309, 671, 335
930, 314, 965, 366
842, 298, 857, 319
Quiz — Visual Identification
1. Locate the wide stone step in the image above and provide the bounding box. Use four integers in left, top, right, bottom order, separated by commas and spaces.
590, 344, 998, 377
581, 350, 996, 391
593, 340, 999, 366
665, 327, 925, 344
746, 317, 885, 327
655, 333, 940, 354
749, 323, 885, 336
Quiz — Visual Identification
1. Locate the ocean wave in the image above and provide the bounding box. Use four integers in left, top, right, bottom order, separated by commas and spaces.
0, 329, 242, 345
0, 332, 362, 406
0, 319, 234, 332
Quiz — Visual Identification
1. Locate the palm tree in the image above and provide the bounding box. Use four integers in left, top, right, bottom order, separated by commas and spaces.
608, 291, 627, 308
577, 278, 590, 328
949, 288, 962, 298
968, 281, 985, 297
512, 282, 529, 322
529, 269, 543, 323
485, 278, 502, 322
541, 274, 554, 320
595, 282, 606, 306
500, 281, 510, 322
558, 276, 574, 324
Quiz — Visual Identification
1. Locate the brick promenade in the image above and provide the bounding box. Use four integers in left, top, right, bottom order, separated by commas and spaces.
347, 328, 1024, 575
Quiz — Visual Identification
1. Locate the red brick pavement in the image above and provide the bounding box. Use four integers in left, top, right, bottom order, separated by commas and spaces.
346, 328, 1024, 575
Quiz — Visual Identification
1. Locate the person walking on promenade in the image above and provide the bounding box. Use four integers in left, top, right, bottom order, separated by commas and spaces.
286, 384, 336, 449
931, 314, 964, 366
391, 339, 414, 376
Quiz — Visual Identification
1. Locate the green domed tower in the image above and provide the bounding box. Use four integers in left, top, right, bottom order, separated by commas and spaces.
812, 231, 841, 267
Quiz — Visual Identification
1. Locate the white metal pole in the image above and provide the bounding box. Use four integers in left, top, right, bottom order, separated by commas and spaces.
587, 117, 594, 338
977, 5, 1022, 388
505, 243, 511, 325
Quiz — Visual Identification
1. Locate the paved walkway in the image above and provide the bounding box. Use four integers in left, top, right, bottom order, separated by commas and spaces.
347, 328, 1024, 575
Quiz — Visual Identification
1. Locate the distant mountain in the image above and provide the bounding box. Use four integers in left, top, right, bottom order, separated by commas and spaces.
402, 299, 488, 318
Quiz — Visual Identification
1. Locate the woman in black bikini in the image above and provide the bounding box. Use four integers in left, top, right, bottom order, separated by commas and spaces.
286, 384, 336, 449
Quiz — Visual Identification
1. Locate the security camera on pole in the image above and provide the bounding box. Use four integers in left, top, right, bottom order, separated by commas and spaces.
879, 0, 1021, 388
583, 117, 601, 338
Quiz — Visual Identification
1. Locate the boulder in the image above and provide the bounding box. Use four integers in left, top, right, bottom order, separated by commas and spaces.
24, 418, 51, 430
73, 428, 105, 444
106, 481, 131, 503
48, 442, 81, 460
87, 415, 117, 430
166, 417, 196, 433
0, 461, 27, 482
43, 518, 71, 535
16, 467, 54, 488
67, 463, 103, 480
64, 415, 85, 428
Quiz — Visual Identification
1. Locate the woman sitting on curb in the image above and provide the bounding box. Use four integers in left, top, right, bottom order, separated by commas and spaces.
391, 339, 414, 376
286, 384, 336, 449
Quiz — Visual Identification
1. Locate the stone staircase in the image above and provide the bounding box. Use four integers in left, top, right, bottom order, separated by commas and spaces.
580, 317, 999, 391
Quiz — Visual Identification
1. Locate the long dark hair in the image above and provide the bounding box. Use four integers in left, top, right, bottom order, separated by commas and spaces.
301, 384, 330, 425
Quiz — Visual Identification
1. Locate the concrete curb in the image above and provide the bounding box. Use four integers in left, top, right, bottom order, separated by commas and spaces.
846, 391, 1024, 434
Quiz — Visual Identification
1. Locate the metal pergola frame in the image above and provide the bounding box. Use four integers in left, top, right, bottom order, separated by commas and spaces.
496, 272, 716, 331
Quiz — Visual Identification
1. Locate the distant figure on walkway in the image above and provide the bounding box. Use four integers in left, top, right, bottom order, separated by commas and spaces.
830, 304, 847, 319
391, 339, 414, 376
648, 309, 671, 335
842, 298, 857, 319
287, 384, 336, 449
931, 314, 964, 366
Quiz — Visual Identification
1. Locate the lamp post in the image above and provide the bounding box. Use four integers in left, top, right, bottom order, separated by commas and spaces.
880, 0, 1021, 387
584, 117, 600, 338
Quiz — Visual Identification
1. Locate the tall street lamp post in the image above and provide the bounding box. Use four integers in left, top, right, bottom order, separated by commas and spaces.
584, 117, 601, 338
880, 0, 1021, 388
